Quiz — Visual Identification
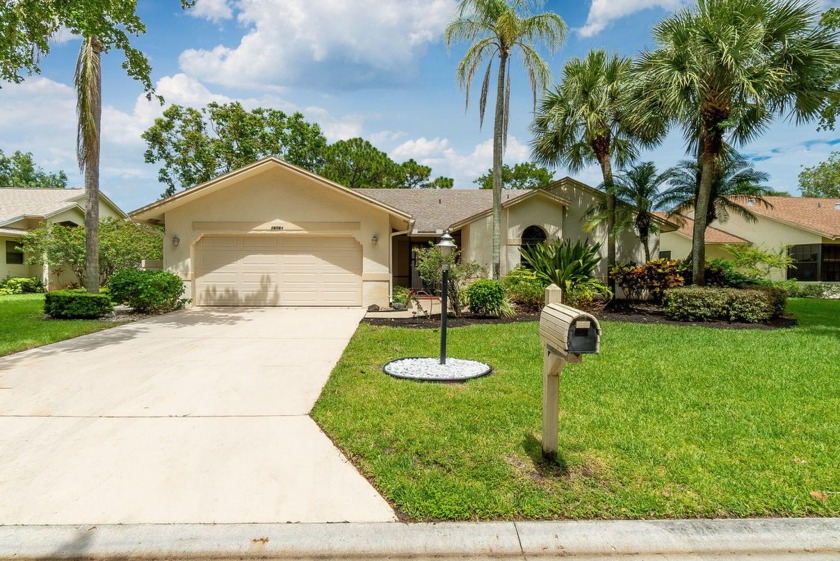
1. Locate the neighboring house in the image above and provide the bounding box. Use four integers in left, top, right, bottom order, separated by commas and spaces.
129, 157, 675, 308
657, 213, 750, 262
0, 188, 127, 287
659, 196, 840, 282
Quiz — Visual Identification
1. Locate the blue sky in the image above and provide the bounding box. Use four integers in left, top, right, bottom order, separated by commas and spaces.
0, 0, 838, 212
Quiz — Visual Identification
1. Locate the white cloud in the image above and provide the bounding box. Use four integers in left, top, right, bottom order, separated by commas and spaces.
390, 136, 530, 187
179, 0, 457, 89
579, 0, 685, 37
189, 0, 234, 22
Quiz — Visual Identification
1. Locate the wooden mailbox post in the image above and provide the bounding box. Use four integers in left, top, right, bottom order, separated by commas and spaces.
538, 285, 601, 460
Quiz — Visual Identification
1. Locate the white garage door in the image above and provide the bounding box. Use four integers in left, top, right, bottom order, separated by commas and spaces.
194, 235, 363, 307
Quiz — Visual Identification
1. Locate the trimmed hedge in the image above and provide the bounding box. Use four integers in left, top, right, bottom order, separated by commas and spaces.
107, 269, 185, 313
44, 289, 113, 319
664, 286, 786, 323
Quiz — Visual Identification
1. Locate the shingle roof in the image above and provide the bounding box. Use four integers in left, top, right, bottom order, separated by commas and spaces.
656, 213, 749, 244
355, 189, 531, 233
729, 195, 840, 239
0, 188, 84, 226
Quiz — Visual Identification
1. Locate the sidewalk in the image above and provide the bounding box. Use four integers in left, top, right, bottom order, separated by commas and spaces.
1, 518, 838, 560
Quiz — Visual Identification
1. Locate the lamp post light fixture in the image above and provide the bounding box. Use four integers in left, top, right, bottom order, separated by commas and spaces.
436, 232, 456, 365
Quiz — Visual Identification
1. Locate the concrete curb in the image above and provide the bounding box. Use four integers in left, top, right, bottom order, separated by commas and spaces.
0, 519, 837, 560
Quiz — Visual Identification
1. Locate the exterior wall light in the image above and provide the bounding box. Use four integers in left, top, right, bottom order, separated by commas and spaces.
172, 235, 180, 247
372, 233, 379, 245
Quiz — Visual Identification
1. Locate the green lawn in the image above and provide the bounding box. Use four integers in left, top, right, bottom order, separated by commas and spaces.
312, 299, 840, 521
0, 294, 116, 357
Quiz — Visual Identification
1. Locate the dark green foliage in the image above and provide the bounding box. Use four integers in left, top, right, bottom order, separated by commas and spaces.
474, 162, 555, 190
392, 285, 411, 307
0, 149, 67, 188
107, 269, 185, 313
465, 279, 510, 317
44, 290, 113, 319
413, 245, 486, 318
610, 259, 686, 303
1, 277, 44, 294
502, 267, 544, 311
520, 239, 610, 298
664, 287, 786, 323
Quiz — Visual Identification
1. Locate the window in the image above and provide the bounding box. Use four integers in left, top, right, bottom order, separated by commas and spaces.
5, 241, 23, 265
788, 244, 820, 281
660, 251, 672, 259
823, 245, 840, 282
520, 226, 547, 269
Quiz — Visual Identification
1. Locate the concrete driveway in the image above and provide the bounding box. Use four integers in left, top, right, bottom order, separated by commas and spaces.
0, 307, 395, 525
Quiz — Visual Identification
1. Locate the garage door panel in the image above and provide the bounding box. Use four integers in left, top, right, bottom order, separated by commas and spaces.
195, 236, 362, 307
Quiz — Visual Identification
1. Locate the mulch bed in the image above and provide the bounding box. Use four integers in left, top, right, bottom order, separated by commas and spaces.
364, 301, 797, 330
363, 312, 540, 329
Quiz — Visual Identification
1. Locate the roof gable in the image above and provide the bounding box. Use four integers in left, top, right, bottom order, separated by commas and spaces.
0, 187, 127, 227
728, 195, 840, 239
130, 157, 412, 225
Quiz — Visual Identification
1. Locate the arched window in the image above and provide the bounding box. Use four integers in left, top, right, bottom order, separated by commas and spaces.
520, 225, 546, 268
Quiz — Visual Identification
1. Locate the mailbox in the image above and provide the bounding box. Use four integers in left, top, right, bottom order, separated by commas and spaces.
539, 303, 601, 358
539, 302, 601, 462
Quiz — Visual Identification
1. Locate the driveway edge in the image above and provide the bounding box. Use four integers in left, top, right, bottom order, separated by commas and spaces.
0, 519, 838, 560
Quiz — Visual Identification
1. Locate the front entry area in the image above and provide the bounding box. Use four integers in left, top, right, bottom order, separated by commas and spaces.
194, 235, 363, 307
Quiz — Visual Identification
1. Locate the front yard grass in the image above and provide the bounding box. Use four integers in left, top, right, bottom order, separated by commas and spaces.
0, 294, 115, 357
312, 298, 840, 520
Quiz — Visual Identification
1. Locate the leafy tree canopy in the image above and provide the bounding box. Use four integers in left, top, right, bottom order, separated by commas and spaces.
20, 218, 163, 287
799, 151, 840, 198
321, 138, 452, 189
0, 149, 67, 187
143, 102, 329, 197
819, 7, 840, 130
0, 0, 192, 96
475, 162, 555, 190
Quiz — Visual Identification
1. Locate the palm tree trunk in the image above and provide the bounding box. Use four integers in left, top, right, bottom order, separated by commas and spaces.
491, 51, 508, 280
692, 126, 721, 286
79, 36, 102, 293
596, 148, 616, 291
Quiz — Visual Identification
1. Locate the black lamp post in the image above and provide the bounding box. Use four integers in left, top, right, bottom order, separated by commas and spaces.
436, 232, 456, 365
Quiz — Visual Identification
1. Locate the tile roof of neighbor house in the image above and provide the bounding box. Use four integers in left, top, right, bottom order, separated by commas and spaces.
0, 188, 85, 225
654, 212, 749, 244
355, 188, 533, 234
728, 195, 840, 239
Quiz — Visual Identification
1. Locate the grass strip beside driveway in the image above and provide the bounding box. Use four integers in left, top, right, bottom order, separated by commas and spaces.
0, 294, 116, 357
312, 299, 840, 521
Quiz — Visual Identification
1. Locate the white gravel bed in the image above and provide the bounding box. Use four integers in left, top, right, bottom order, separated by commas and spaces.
383, 357, 492, 382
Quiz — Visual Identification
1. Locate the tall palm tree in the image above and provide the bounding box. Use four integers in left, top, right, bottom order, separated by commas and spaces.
531, 49, 645, 287
585, 162, 673, 262
633, 0, 838, 285
661, 152, 773, 227
76, 36, 102, 292
445, 0, 566, 279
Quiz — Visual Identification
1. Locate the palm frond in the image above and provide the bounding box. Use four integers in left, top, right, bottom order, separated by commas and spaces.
75, 36, 101, 172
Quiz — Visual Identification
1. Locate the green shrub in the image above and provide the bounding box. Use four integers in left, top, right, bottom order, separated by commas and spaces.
2, 276, 44, 294
465, 279, 512, 317
520, 239, 611, 301
502, 267, 544, 311
107, 269, 185, 313
611, 259, 685, 302
413, 244, 486, 318
44, 289, 113, 319
664, 287, 786, 323
392, 285, 410, 307
797, 283, 825, 298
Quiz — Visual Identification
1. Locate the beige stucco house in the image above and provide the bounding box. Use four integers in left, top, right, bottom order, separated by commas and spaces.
130, 157, 674, 308
660, 196, 840, 282
0, 188, 126, 287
